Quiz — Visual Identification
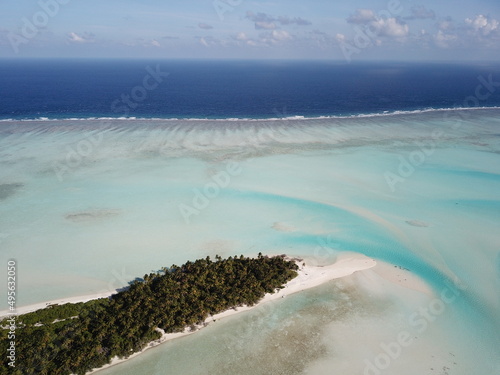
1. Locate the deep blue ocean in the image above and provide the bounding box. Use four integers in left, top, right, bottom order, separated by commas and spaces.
1, 59, 500, 120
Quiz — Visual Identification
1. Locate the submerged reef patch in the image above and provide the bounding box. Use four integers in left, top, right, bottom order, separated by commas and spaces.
0, 183, 23, 201
405, 220, 429, 227
65, 208, 121, 222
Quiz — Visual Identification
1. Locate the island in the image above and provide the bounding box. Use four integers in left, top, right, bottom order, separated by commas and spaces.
1, 253, 377, 375
1, 254, 300, 375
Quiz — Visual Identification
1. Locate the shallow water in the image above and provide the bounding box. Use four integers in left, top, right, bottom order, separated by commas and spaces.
96, 271, 498, 375
1, 108, 499, 373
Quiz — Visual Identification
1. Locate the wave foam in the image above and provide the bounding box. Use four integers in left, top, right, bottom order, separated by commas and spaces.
1, 106, 499, 123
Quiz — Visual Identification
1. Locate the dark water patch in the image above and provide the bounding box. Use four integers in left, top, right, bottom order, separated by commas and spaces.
65, 209, 121, 223
0, 183, 23, 200
406, 220, 430, 227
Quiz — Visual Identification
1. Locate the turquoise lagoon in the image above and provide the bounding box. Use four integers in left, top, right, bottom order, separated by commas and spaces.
0, 109, 499, 374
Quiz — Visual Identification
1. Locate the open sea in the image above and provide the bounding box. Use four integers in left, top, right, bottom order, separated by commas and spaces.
1, 60, 499, 374
1, 59, 500, 120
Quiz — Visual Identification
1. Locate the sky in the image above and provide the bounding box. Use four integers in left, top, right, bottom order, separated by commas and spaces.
0, 0, 499, 61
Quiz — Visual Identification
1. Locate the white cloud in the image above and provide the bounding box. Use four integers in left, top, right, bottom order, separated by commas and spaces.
133, 38, 162, 48
198, 36, 220, 47
67, 32, 94, 43
345, 9, 408, 40
465, 15, 499, 36
347, 9, 376, 24
68, 32, 85, 43
235, 32, 248, 41
434, 30, 457, 48
254, 30, 294, 47
335, 33, 346, 43
246, 11, 311, 30
199, 37, 209, 47
371, 18, 409, 38
437, 18, 454, 31
425, 15, 500, 49
272, 30, 291, 41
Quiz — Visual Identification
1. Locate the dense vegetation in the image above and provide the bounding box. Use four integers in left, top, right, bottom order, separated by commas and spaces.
1, 254, 298, 375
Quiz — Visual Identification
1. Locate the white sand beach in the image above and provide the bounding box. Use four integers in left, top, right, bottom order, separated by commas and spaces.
0, 291, 115, 319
